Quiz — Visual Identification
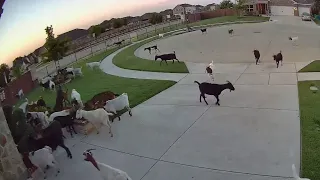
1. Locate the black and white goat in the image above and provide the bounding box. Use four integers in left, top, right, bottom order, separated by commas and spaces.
194, 81, 235, 105
15, 89, 24, 99
83, 149, 132, 180
205, 61, 214, 81
200, 28, 207, 34
40, 79, 55, 91
144, 45, 160, 54
289, 36, 298, 46
253, 49, 261, 65
53, 112, 77, 138
273, 51, 283, 68
155, 51, 180, 66
228, 29, 234, 36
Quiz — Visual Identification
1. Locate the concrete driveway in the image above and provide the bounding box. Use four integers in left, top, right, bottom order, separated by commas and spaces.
42, 17, 307, 180
136, 16, 319, 64
48, 62, 300, 180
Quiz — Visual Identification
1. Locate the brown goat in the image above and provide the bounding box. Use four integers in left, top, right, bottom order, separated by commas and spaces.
85, 91, 118, 110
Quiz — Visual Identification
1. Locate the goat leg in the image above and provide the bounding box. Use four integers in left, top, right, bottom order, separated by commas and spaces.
59, 143, 72, 159
176, 59, 180, 63
72, 125, 77, 134
199, 94, 202, 103
203, 95, 209, 105
128, 107, 133, 116
214, 95, 220, 106
166, 60, 168, 66
172, 60, 175, 64
68, 126, 73, 138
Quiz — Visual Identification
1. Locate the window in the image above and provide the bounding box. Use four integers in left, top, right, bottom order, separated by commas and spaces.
247, 5, 254, 12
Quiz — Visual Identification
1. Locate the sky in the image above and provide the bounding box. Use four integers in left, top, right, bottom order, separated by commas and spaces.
0, 0, 219, 65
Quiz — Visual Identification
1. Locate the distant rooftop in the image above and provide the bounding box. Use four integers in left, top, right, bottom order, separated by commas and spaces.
0, 0, 5, 18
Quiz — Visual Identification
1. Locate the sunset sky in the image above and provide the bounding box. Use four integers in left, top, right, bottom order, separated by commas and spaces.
0, 0, 218, 65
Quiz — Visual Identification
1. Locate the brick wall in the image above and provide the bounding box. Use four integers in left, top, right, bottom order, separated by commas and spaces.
1, 71, 37, 106
0, 106, 27, 180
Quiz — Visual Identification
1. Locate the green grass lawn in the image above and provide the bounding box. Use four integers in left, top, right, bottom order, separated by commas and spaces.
298, 81, 320, 179
16, 48, 176, 109
113, 37, 189, 73
299, 61, 320, 72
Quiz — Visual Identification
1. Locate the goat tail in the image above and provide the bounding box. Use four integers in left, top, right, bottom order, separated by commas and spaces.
194, 81, 201, 86
291, 164, 300, 179
173, 51, 176, 54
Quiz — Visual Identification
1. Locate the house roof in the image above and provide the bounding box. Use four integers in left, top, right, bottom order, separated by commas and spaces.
293, 0, 314, 4
206, 3, 217, 6
13, 57, 30, 68
175, 4, 194, 8
33, 46, 47, 56
57, 28, 89, 41
269, 0, 295, 6
160, 9, 173, 15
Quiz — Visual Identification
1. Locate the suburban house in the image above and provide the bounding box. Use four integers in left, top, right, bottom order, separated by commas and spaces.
244, 0, 313, 16
205, 3, 219, 11
12, 57, 31, 71
195, 5, 205, 12
160, 9, 174, 21
173, 4, 197, 21
57, 28, 90, 53
0, 0, 5, 18
33, 46, 47, 63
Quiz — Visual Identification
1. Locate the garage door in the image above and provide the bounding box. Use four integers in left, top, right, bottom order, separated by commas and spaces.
270, 6, 294, 16
298, 7, 310, 16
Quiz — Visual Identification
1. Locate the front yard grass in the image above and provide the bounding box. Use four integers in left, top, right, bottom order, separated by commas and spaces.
113, 37, 189, 73
16, 48, 176, 109
299, 61, 320, 72
298, 81, 320, 180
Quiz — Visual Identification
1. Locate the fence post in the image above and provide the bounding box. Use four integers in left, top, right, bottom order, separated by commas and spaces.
46, 66, 49, 76
146, 28, 148, 38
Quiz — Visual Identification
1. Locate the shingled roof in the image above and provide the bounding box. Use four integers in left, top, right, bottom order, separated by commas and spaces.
0, 0, 5, 18
57, 29, 89, 41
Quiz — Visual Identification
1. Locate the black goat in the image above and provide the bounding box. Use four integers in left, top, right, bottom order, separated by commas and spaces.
253, 49, 261, 65
27, 121, 73, 159
194, 81, 235, 106
200, 28, 207, 34
228, 29, 234, 35
53, 113, 77, 138
155, 51, 180, 66
37, 96, 46, 107
114, 40, 125, 46
273, 51, 283, 68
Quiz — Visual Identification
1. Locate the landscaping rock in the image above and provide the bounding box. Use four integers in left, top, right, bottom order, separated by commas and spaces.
310, 86, 318, 92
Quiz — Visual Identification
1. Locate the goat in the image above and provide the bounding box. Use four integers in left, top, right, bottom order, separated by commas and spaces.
159, 33, 164, 38
194, 81, 235, 106
28, 146, 60, 179
228, 29, 234, 36
273, 51, 283, 68
145, 45, 160, 54
76, 109, 114, 136
292, 164, 310, 180
41, 76, 53, 84
53, 86, 67, 112
15, 89, 24, 99
27, 120, 73, 159
253, 49, 261, 65
83, 149, 132, 180
200, 28, 207, 34
73, 67, 83, 76
114, 40, 125, 46
104, 93, 132, 122
36, 96, 47, 107
155, 51, 180, 66
86, 62, 100, 69
53, 113, 77, 138
19, 98, 29, 113
71, 89, 83, 108
27, 112, 50, 129
40, 80, 55, 91
289, 36, 298, 46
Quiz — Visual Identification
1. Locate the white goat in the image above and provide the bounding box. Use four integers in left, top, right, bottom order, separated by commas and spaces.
104, 93, 132, 117
289, 36, 298, 46
49, 110, 70, 122
71, 89, 83, 108
19, 98, 29, 113
29, 146, 60, 178
76, 109, 113, 136
41, 76, 53, 84
86, 62, 100, 69
27, 112, 50, 129
159, 33, 164, 38
83, 150, 132, 180
205, 61, 214, 81
73, 67, 83, 76
292, 164, 310, 180
16, 89, 24, 99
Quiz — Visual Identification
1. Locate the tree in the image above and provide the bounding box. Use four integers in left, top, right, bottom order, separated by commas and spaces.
89, 25, 103, 37
220, 0, 234, 9
150, 13, 163, 25
113, 19, 124, 29
235, 0, 246, 15
311, 0, 320, 16
43, 25, 69, 68
0, 63, 10, 87
12, 65, 22, 78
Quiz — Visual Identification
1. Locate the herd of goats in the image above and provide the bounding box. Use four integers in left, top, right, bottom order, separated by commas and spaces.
6, 26, 305, 180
